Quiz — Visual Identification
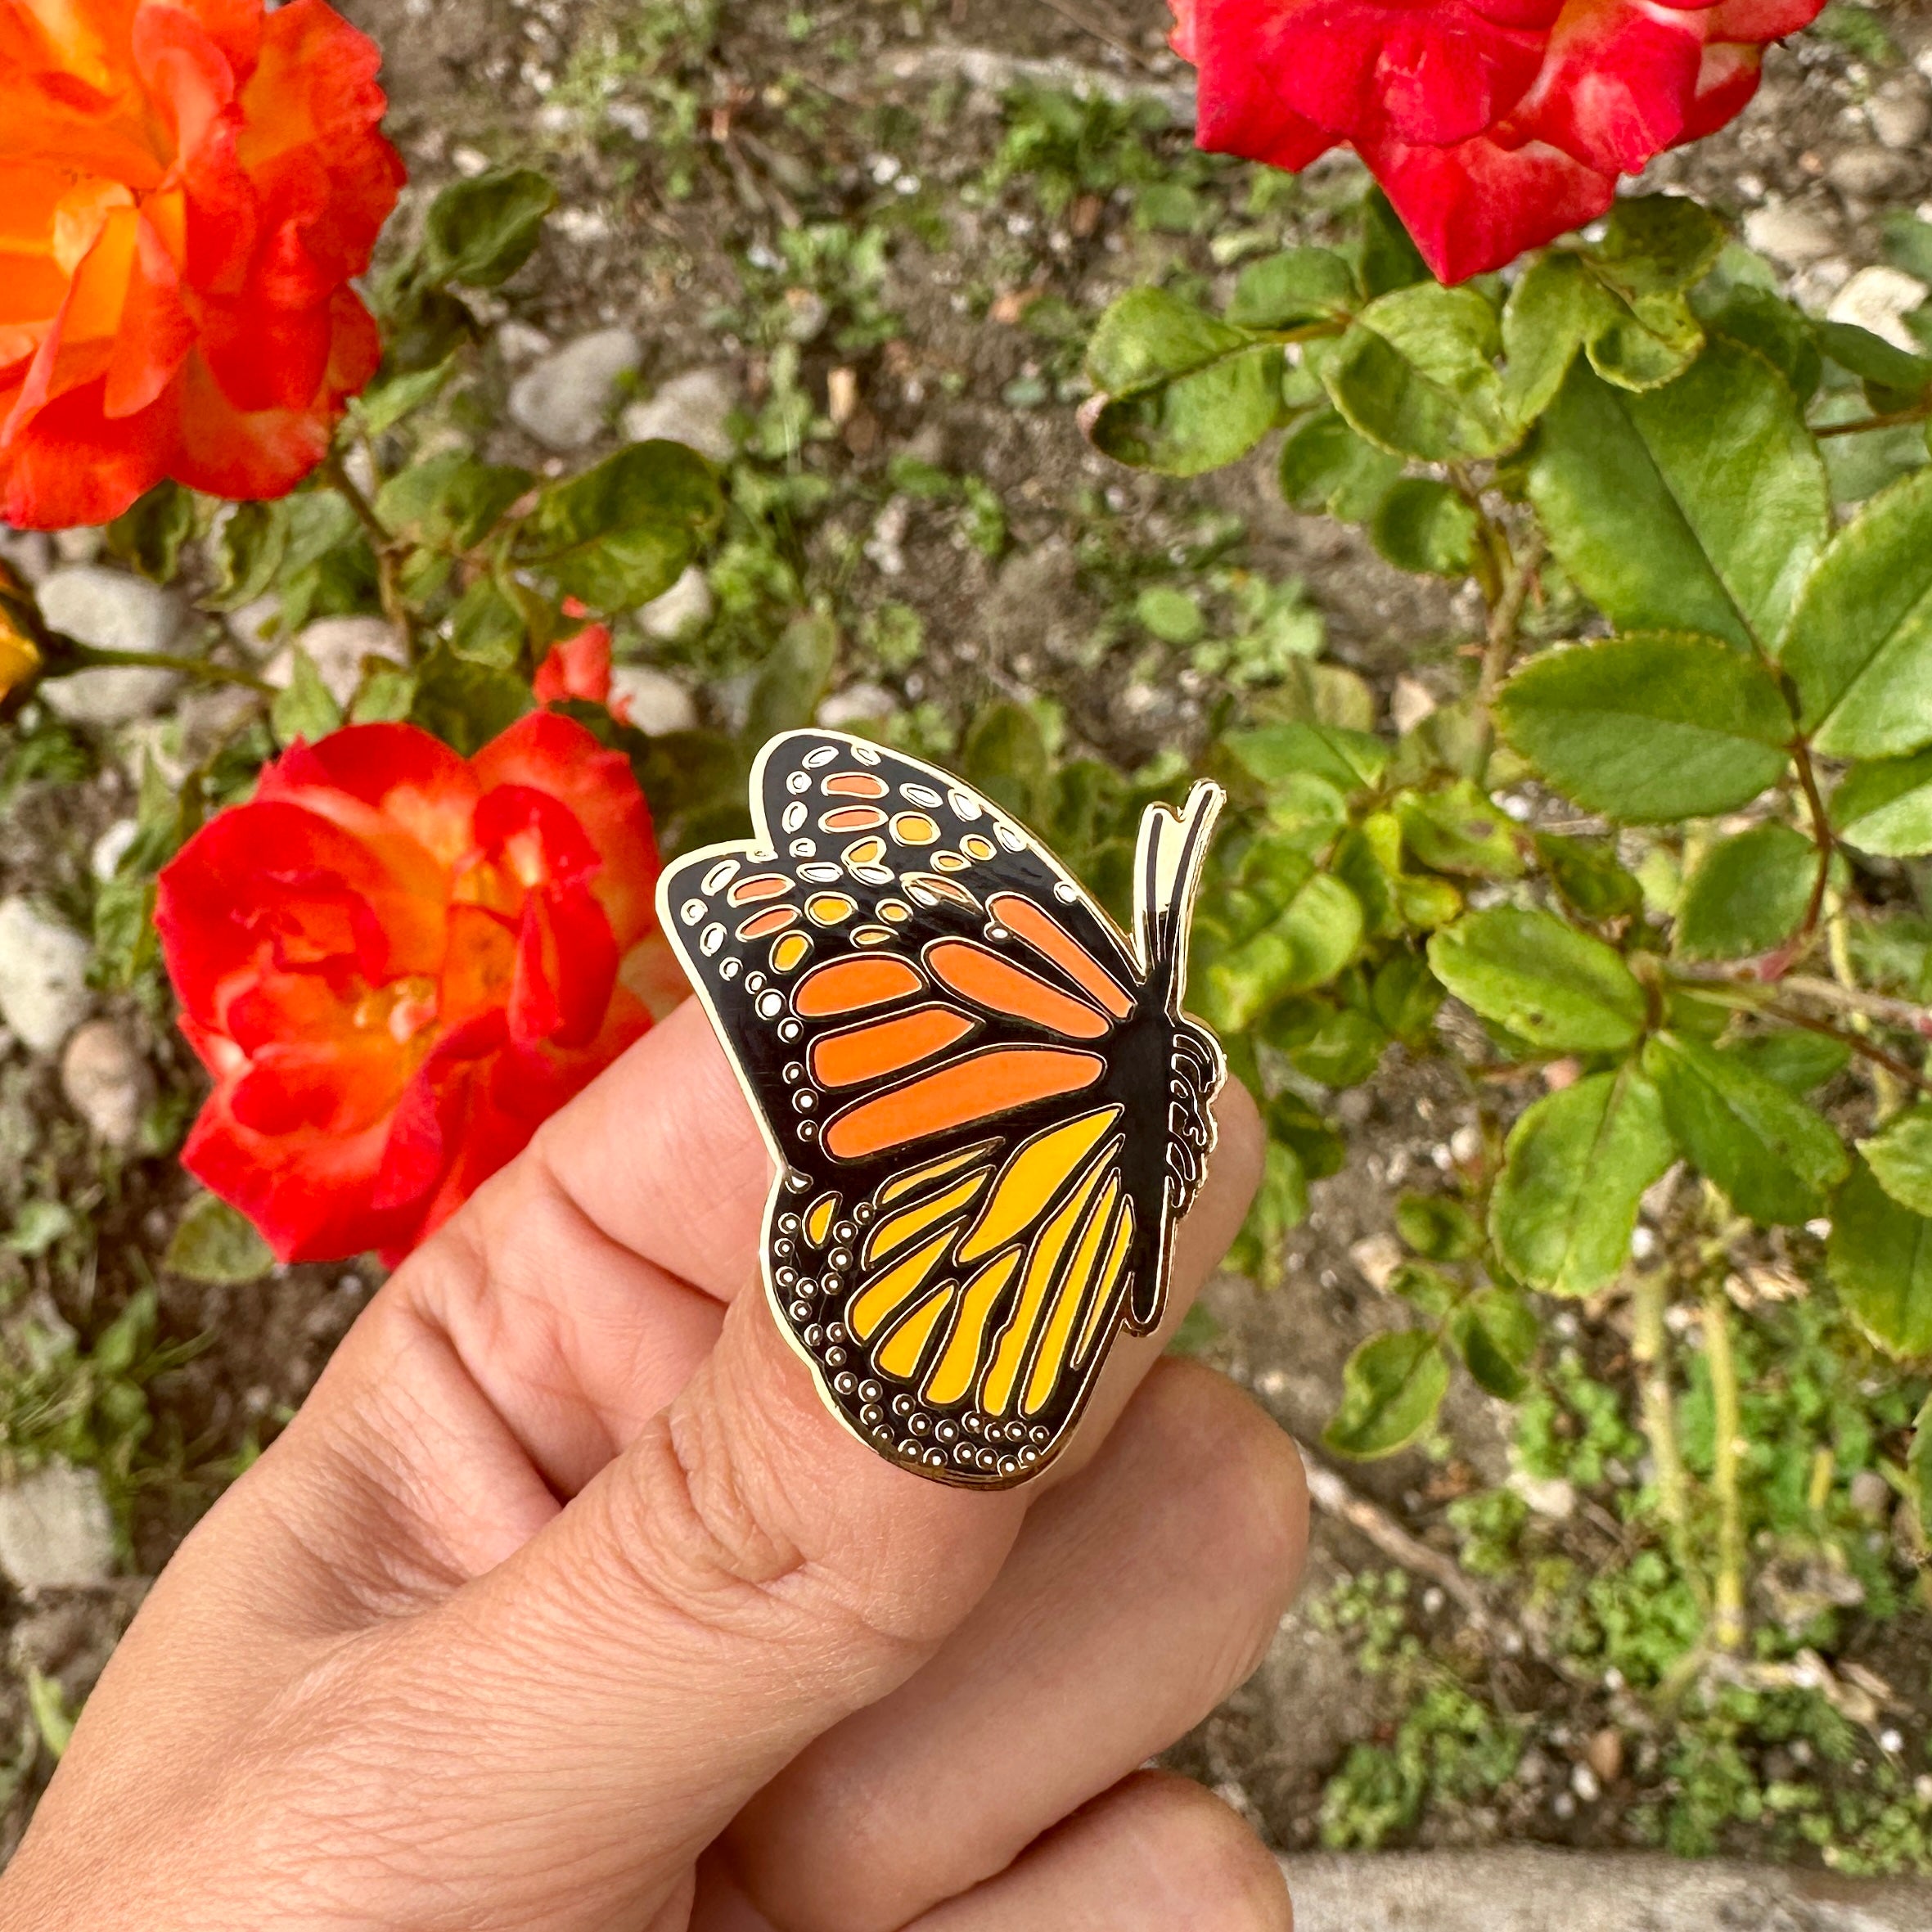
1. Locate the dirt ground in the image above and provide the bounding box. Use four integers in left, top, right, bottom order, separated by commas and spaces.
3, 0, 1932, 1879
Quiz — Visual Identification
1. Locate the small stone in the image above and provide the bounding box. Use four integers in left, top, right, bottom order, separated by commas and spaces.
0, 526, 52, 585
1584, 1726, 1624, 1785
608, 665, 697, 736
1570, 1762, 1601, 1804
1389, 674, 1437, 736
268, 615, 406, 708
1849, 1468, 1893, 1520
0, 898, 92, 1055
59, 1020, 152, 1150
34, 565, 183, 726
508, 327, 642, 451
1508, 1468, 1577, 1520
89, 819, 138, 883
619, 367, 738, 463
1744, 202, 1837, 268
637, 565, 714, 642
1827, 266, 1930, 355
0, 1461, 115, 1591
1348, 1232, 1404, 1292
496, 320, 552, 365
817, 681, 897, 728
53, 528, 101, 565
1870, 78, 1931, 152
225, 593, 281, 654
1826, 145, 1909, 200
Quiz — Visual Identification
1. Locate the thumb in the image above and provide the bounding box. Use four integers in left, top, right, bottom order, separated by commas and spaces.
388, 1083, 1262, 1908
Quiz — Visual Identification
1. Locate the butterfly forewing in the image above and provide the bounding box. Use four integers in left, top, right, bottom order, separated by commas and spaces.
659, 729, 1220, 1488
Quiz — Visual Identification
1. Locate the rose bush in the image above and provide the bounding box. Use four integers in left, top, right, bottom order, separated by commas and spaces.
155, 711, 662, 1264
1171, 0, 1826, 281
0, 0, 403, 529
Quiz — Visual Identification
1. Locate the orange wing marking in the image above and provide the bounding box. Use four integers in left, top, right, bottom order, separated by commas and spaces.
987, 893, 1134, 1020
736, 906, 797, 940
848, 1222, 960, 1340
923, 1247, 1024, 1406
794, 955, 922, 1017
864, 1166, 992, 1268
957, 1107, 1121, 1265
1024, 1170, 1122, 1416
927, 939, 1110, 1040
823, 1047, 1105, 1161
822, 807, 886, 831
877, 1139, 1000, 1206
810, 1003, 979, 1090
824, 772, 889, 799
727, 873, 790, 906
1073, 1196, 1136, 1364
875, 1285, 957, 1381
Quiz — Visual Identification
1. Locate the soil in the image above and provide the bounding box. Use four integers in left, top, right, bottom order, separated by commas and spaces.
3, 0, 1932, 1880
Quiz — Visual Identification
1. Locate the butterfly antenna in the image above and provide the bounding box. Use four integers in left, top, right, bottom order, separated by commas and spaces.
1134, 779, 1223, 1005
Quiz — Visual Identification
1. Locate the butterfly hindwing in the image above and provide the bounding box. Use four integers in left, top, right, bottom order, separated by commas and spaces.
658, 729, 1222, 1488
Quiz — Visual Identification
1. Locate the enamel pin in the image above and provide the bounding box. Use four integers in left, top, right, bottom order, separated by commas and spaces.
656, 731, 1225, 1488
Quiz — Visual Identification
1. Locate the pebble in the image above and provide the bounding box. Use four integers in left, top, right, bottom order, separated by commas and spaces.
1389, 674, 1437, 735
1849, 1467, 1893, 1520
495, 320, 552, 366
0, 526, 52, 585
818, 682, 897, 729
1825, 145, 1909, 200
1743, 202, 1837, 268
0, 1461, 115, 1592
59, 1019, 152, 1149
1584, 1727, 1624, 1785
637, 565, 715, 642
508, 327, 642, 451
619, 367, 738, 463
608, 665, 698, 736
268, 615, 406, 708
1347, 1232, 1403, 1293
1869, 77, 1931, 153
1509, 1468, 1578, 1520
0, 898, 92, 1056
89, 818, 138, 882
1826, 266, 1930, 354
34, 565, 183, 726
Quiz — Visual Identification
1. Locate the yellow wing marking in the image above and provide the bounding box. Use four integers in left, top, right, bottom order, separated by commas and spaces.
875, 1284, 957, 1382
982, 1150, 1113, 1416
956, 1106, 1122, 1266
923, 1247, 1023, 1407
804, 1193, 840, 1248
863, 1168, 991, 1268
1024, 1169, 1123, 1417
876, 1140, 998, 1206
1073, 1196, 1137, 1366
847, 1222, 960, 1341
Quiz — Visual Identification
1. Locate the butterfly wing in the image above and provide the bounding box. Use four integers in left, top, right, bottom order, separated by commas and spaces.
657, 728, 1218, 1488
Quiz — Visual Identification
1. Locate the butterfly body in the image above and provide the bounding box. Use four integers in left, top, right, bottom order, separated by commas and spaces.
658, 730, 1224, 1489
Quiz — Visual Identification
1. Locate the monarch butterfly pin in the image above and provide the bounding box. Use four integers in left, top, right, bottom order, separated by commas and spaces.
657, 730, 1226, 1489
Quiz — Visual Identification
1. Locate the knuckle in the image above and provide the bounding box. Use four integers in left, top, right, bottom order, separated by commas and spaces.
1118, 1773, 1294, 1932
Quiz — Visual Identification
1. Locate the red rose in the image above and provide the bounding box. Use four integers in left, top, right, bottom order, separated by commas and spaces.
1173, 0, 1823, 282
532, 601, 634, 724
0, 0, 404, 528
155, 713, 661, 1264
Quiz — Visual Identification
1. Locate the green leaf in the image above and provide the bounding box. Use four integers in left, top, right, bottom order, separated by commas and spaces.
1833, 749, 1932, 856
269, 646, 345, 750
745, 611, 838, 744
516, 440, 723, 610
1322, 1330, 1448, 1459
1527, 346, 1831, 652
164, 1192, 274, 1284
1277, 408, 1402, 520
25, 1667, 74, 1761
1448, 1287, 1540, 1400
1701, 285, 1822, 406
1502, 253, 1596, 421
1862, 1106, 1932, 1219
1356, 187, 1430, 299
1396, 780, 1524, 878
1564, 196, 1727, 394
1371, 476, 1479, 576
1495, 633, 1791, 822
206, 499, 289, 611
1533, 831, 1644, 923
1643, 1031, 1849, 1225
1326, 284, 1520, 462
419, 167, 557, 288
106, 480, 195, 583
1828, 1160, 1932, 1359
1388, 1261, 1461, 1318
1193, 840, 1363, 1032
1227, 247, 1357, 330
1133, 584, 1205, 644
376, 451, 531, 552
1489, 1068, 1674, 1295
1719, 1029, 1849, 1097
7, 1199, 74, 1257
1396, 1191, 1483, 1261
1271, 1001, 1387, 1086
1816, 321, 1932, 407
1427, 906, 1646, 1054
408, 644, 534, 755
1782, 468, 1932, 759
1224, 720, 1389, 793
353, 358, 455, 438
447, 575, 530, 669
1673, 822, 1816, 961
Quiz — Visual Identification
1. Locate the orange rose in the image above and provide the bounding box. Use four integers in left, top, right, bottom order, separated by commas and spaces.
155, 713, 661, 1264
1, 0, 404, 529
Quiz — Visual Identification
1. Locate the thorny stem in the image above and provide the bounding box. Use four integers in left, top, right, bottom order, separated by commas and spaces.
1790, 739, 1836, 946
1701, 1277, 1748, 1654
1815, 399, 1932, 439
319, 448, 411, 645
1631, 1271, 1694, 1582
1686, 980, 1932, 1099
61, 640, 272, 694
1827, 891, 1907, 1120
1478, 526, 1544, 709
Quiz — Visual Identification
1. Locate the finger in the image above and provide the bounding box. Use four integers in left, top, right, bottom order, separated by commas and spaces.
349, 1090, 1263, 1922
722, 1358, 1307, 1932
903, 1772, 1292, 1932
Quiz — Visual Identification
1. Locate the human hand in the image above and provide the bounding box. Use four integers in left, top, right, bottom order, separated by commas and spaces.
0, 999, 1306, 1931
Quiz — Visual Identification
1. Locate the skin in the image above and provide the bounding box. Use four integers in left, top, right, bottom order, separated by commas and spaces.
0, 998, 1308, 1931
